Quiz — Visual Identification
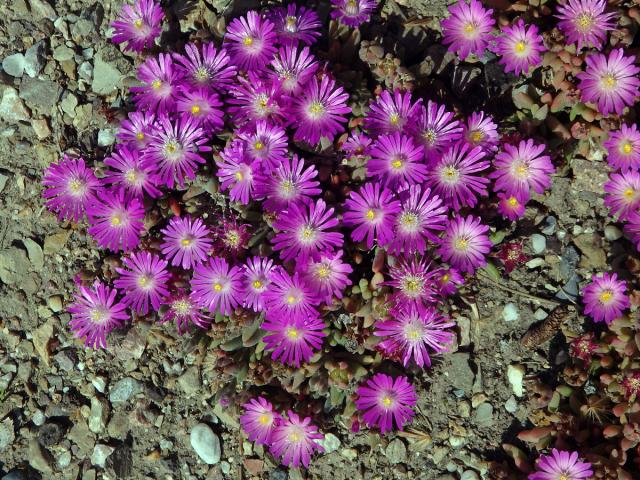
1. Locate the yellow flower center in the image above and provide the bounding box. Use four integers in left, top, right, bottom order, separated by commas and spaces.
308, 101, 325, 116
166, 142, 178, 154
173, 299, 191, 315
404, 277, 421, 293
389, 113, 400, 125
111, 215, 121, 226
225, 231, 240, 247
624, 188, 635, 198
181, 238, 191, 247
289, 432, 300, 442
470, 130, 483, 143
136, 131, 145, 141
253, 280, 263, 289
254, 141, 264, 150
286, 327, 299, 339
514, 41, 526, 54
441, 273, 450, 283
443, 166, 458, 179
365, 209, 376, 221
300, 226, 315, 241
576, 13, 593, 31
258, 414, 270, 425
622, 142, 633, 154
317, 266, 330, 278
558, 475, 569, 480
125, 170, 137, 183
464, 23, 475, 34
213, 283, 223, 292
423, 129, 437, 145
69, 179, 82, 193
151, 79, 162, 89
191, 105, 201, 115
508, 196, 519, 206
406, 326, 422, 340
601, 74, 617, 90
455, 238, 469, 250
391, 159, 403, 169
287, 295, 298, 305
399, 212, 419, 230
285, 16, 297, 28
90, 309, 103, 322
235, 171, 244, 181
599, 290, 613, 303
138, 276, 149, 287
134, 19, 143, 29
382, 396, 393, 407
243, 36, 254, 46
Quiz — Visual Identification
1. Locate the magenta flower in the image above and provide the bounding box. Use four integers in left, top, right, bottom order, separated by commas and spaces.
604, 171, 640, 220
272, 199, 343, 262
555, 0, 616, 51
228, 73, 287, 127
87, 189, 145, 252
441, 0, 495, 59
291, 75, 351, 145
160, 216, 212, 269
224, 11, 277, 72
242, 256, 276, 312
114, 251, 170, 315
268, 4, 321, 46
213, 217, 251, 258
384, 256, 440, 306
68, 281, 129, 349
463, 111, 499, 152
269, 412, 324, 468
330, 0, 378, 27
175, 87, 224, 133
343, 132, 373, 159
491, 139, 554, 201
495, 20, 544, 76
111, 0, 164, 53
42, 155, 100, 222
415, 101, 463, 160
529, 449, 594, 480
117, 111, 155, 150
237, 120, 289, 170
365, 90, 422, 136
159, 290, 209, 334
437, 215, 492, 274
240, 397, 280, 446
103, 145, 162, 199
367, 132, 427, 189
497, 192, 527, 221
143, 115, 211, 189
427, 142, 490, 210
270, 45, 318, 95
625, 212, 640, 252
343, 182, 401, 249
437, 267, 464, 296
389, 184, 448, 255
375, 304, 455, 367
582, 272, 629, 324
174, 43, 236, 92
216, 140, 259, 205
254, 154, 321, 212
131, 53, 182, 114
262, 314, 326, 367
604, 124, 640, 171
301, 251, 353, 304
577, 49, 640, 116
355, 373, 417, 434
190, 257, 244, 315
263, 269, 320, 322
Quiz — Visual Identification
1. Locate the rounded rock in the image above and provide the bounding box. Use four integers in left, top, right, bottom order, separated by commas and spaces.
190, 423, 221, 465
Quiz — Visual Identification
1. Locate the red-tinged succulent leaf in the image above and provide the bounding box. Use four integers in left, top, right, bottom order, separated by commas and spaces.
517, 426, 553, 443
502, 443, 533, 473
604, 425, 623, 438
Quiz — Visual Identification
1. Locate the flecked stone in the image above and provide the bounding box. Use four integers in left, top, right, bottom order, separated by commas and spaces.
504, 396, 518, 413
316, 433, 340, 454
2, 53, 26, 77
92, 53, 123, 95
502, 303, 519, 322
24, 41, 47, 77
109, 377, 143, 403
53, 45, 75, 62
31, 118, 51, 139
20, 77, 62, 111
91, 444, 114, 468
385, 438, 407, 464
88, 397, 108, 434
0, 87, 30, 123
190, 423, 221, 465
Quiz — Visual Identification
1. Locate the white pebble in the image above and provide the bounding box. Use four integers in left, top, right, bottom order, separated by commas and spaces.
502, 303, 520, 322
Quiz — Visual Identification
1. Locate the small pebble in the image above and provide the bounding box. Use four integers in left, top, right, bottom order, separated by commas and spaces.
507, 364, 525, 398
190, 423, 221, 465
534, 308, 548, 320
504, 396, 518, 413
461, 471, 481, 480
502, 303, 519, 322
604, 224, 623, 241
530, 234, 546, 254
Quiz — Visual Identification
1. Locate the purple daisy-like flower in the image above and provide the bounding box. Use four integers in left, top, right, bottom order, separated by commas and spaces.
604, 124, 640, 171
375, 304, 455, 368
330, 0, 378, 27
437, 267, 464, 296
355, 373, 417, 434
384, 256, 441, 307
528, 449, 594, 480
114, 251, 170, 315
159, 290, 209, 334
577, 49, 640, 117
270, 45, 318, 95
262, 314, 326, 367
174, 43, 236, 92
213, 217, 251, 258
625, 212, 640, 252
225, 11, 277, 72
438, 215, 492, 274
229, 73, 287, 128
240, 397, 280, 446
68, 281, 129, 349
604, 171, 640, 220
582, 272, 629, 324
263, 269, 320, 322
269, 412, 324, 468
117, 111, 155, 150
103, 145, 162, 199
367, 133, 427, 189
427, 142, 490, 210
365, 90, 423, 136
491, 139, 554, 201
131, 53, 182, 114
389, 184, 448, 255
87, 189, 145, 252
143, 115, 211, 189
191, 257, 244, 315
441, 0, 495, 59
463, 111, 499, 152
268, 4, 322, 46
255, 154, 321, 212
343, 182, 401, 249
343, 132, 374, 160
160, 215, 212, 269
497, 192, 527, 221
42, 155, 101, 222
301, 251, 353, 304
175, 87, 224, 133
217, 140, 259, 205
495, 20, 544, 76
272, 199, 343, 262
242, 256, 276, 312
415, 101, 463, 160
555, 0, 616, 51
111, 0, 164, 53
237, 120, 289, 170
291, 74, 351, 145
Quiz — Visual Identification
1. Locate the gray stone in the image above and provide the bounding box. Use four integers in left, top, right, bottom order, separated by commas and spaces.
534, 308, 548, 320
29, 0, 57, 20
57, 449, 72, 469
47, 296, 63, 313
22, 238, 43, 270
178, 366, 201, 396
559, 246, 580, 280
449, 353, 474, 394
504, 396, 518, 413
316, 433, 340, 454
604, 224, 623, 241
502, 303, 519, 322
19, 77, 62, 111
54, 351, 74, 372
28, 439, 52, 473
24, 41, 46, 77
530, 234, 546, 254
0, 417, 15, 450
385, 438, 406, 464
0, 87, 30, 122
109, 377, 143, 403
98, 128, 116, 146
190, 423, 221, 465
474, 403, 494, 426
541, 216, 556, 235
2, 470, 29, 480
78, 61, 93, 82
461, 471, 481, 480
0, 174, 7, 194
60, 92, 78, 117
92, 53, 122, 95
0, 248, 31, 285
53, 45, 75, 62
68, 420, 96, 455
88, 397, 108, 434
91, 444, 114, 468
2, 53, 26, 77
